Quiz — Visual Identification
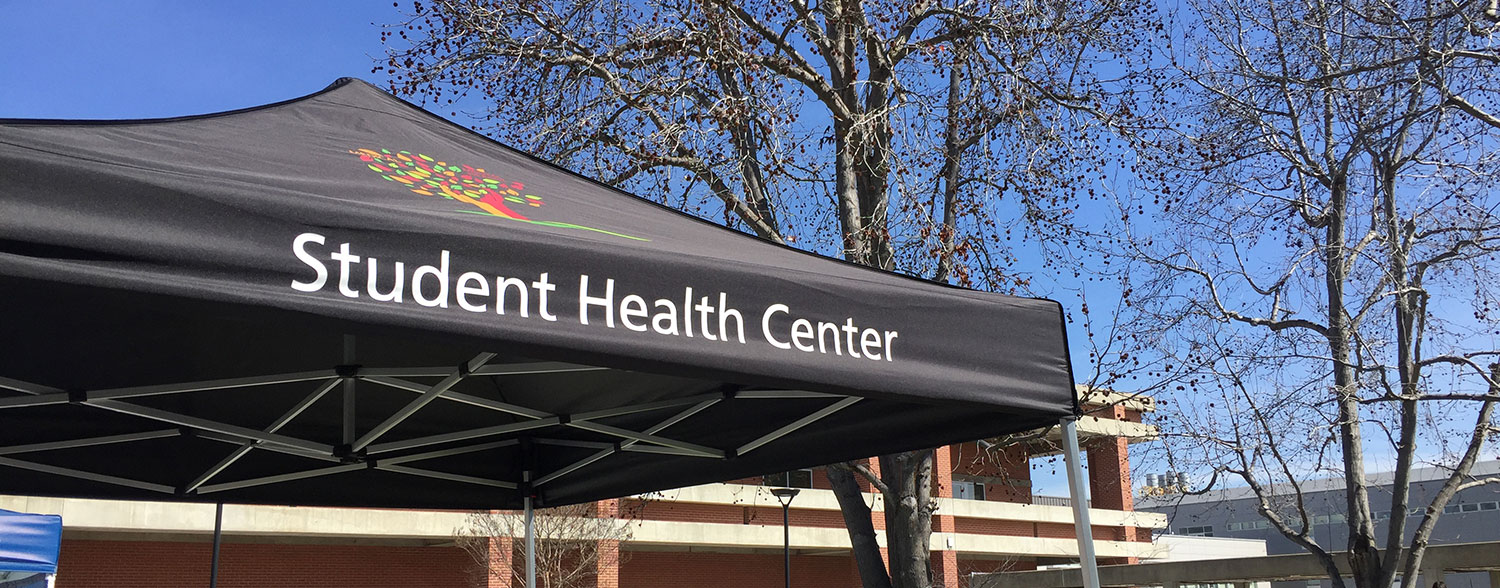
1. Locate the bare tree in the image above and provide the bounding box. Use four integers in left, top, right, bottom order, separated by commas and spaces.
457, 503, 634, 588
1111, 1, 1500, 587
380, 1, 1143, 587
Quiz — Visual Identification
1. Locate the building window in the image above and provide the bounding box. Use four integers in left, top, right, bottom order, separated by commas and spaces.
1305, 514, 1347, 525
1177, 525, 1214, 537
954, 480, 986, 500
1227, 520, 1269, 531
1430, 501, 1499, 515
764, 469, 813, 489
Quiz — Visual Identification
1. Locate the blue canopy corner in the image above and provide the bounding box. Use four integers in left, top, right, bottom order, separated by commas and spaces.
0, 509, 61, 574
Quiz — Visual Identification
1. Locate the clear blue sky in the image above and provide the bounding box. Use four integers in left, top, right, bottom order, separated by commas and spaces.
0, 1, 400, 119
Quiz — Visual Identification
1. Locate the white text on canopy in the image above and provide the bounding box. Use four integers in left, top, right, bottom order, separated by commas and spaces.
288, 233, 898, 361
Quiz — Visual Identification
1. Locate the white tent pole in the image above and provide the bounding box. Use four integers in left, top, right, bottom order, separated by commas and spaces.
1061, 417, 1101, 588
524, 469, 536, 588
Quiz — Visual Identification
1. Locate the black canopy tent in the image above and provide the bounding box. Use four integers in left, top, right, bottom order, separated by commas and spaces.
0, 79, 1101, 586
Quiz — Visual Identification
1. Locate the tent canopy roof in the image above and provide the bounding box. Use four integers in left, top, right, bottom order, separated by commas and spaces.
0, 509, 61, 574
0, 79, 1074, 510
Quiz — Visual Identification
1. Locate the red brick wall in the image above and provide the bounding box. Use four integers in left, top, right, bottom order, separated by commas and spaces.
634, 501, 748, 525
1033, 522, 1118, 540
56, 540, 474, 588
952, 443, 1028, 481
743, 506, 847, 529
622, 551, 857, 588
953, 518, 1032, 537
932, 548, 959, 587
484, 537, 512, 588
951, 442, 1032, 504
1085, 431, 1137, 563
1086, 438, 1133, 512
630, 500, 846, 529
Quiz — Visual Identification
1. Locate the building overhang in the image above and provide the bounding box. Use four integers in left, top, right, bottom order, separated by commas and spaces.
999, 416, 1159, 458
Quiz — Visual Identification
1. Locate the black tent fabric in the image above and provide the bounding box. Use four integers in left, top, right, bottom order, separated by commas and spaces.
0, 79, 1074, 510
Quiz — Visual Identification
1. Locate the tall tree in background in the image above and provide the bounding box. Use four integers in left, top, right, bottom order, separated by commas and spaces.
1113, 1, 1500, 587
458, 503, 634, 588
380, 1, 1142, 586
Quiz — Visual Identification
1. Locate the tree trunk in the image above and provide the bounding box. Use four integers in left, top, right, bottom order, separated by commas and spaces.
934, 57, 964, 283
1324, 176, 1378, 588
828, 464, 896, 588
882, 451, 935, 588
1398, 364, 1500, 588
1378, 158, 1415, 588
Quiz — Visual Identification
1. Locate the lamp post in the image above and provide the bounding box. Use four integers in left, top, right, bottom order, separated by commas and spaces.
770, 487, 801, 588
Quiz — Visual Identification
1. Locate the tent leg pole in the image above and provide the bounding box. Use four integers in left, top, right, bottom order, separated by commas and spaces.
209, 502, 224, 588
524, 490, 536, 588
342, 335, 356, 446
1062, 417, 1101, 588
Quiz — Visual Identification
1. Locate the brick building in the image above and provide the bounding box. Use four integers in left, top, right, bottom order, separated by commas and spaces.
1, 388, 1160, 588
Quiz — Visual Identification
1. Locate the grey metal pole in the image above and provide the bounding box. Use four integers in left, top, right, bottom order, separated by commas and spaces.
525, 471, 536, 588
782, 501, 791, 588
342, 335, 356, 446
770, 487, 799, 588
209, 502, 224, 588
1061, 417, 1101, 588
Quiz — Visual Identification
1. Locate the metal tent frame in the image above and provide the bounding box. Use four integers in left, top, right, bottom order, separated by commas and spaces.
0, 342, 875, 587
0, 349, 1100, 588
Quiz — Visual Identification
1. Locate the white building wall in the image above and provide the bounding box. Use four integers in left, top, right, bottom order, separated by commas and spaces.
1156, 535, 1270, 588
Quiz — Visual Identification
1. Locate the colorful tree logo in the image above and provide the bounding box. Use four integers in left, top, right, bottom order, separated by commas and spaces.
350, 148, 645, 241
